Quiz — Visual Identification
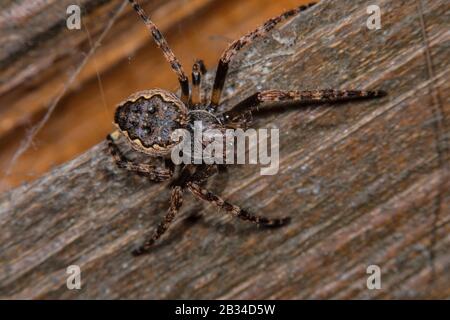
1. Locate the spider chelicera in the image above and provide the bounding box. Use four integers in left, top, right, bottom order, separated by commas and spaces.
107, 0, 386, 255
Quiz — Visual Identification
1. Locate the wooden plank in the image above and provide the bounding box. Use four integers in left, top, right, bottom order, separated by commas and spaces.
0, 0, 449, 299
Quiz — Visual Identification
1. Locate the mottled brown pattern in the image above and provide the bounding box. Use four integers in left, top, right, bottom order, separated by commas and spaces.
113, 89, 188, 156
115, 96, 182, 147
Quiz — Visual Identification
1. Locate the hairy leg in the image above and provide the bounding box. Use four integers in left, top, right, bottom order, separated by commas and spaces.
221, 89, 387, 122
132, 186, 184, 255
187, 182, 290, 227
209, 2, 317, 110
107, 132, 173, 181
128, 0, 190, 104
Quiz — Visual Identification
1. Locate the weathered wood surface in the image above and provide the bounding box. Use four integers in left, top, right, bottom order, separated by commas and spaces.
0, 0, 449, 299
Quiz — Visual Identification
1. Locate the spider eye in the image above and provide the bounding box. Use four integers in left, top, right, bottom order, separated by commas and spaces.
148, 106, 156, 114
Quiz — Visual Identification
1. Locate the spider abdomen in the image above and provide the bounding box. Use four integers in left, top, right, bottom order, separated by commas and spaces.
114, 89, 188, 156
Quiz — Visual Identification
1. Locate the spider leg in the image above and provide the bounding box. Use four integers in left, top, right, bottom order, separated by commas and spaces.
221, 89, 387, 122
107, 132, 173, 181
132, 186, 183, 255
190, 59, 207, 107
209, 2, 317, 110
128, 0, 189, 104
187, 182, 290, 227
132, 165, 215, 255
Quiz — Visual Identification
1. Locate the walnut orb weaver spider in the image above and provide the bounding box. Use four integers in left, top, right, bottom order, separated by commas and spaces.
107, 0, 386, 255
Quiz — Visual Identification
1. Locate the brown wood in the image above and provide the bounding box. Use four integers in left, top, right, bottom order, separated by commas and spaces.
0, 0, 449, 299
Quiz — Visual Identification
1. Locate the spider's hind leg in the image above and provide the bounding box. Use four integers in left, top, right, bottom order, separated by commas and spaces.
187, 182, 290, 227
107, 132, 173, 181
132, 186, 184, 255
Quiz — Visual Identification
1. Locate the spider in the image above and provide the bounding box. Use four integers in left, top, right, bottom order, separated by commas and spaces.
107, 0, 386, 255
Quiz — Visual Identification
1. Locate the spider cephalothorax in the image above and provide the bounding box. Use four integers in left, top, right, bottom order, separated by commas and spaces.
114, 89, 188, 156
108, 0, 386, 256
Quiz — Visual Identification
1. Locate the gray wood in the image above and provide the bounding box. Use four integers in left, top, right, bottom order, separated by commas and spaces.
0, 0, 449, 299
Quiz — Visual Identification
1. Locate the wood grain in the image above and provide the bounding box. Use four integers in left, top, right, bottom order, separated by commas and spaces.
0, 0, 449, 299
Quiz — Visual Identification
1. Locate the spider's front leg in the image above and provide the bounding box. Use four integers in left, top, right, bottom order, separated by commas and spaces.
209, 2, 317, 110
107, 132, 173, 182
128, 0, 190, 104
187, 182, 290, 228
221, 89, 387, 122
